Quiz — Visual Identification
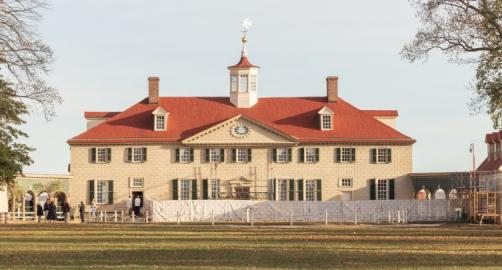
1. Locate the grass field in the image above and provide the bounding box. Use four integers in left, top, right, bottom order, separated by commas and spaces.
1, 223, 502, 269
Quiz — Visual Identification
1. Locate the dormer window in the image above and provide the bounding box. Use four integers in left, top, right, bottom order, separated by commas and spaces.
318, 106, 334, 131
152, 107, 168, 131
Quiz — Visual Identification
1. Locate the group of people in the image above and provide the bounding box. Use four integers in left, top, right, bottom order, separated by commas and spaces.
35, 197, 71, 223
127, 195, 143, 216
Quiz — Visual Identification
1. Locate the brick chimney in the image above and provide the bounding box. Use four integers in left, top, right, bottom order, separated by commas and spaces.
148, 77, 160, 104
326, 76, 338, 103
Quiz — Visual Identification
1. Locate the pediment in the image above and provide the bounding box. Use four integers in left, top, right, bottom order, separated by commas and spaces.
318, 106, 334, 115
182, 115, 297, 145
152, 107, 168, 115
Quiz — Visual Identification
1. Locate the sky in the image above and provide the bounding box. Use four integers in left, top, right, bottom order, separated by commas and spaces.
20, 0, 492, 174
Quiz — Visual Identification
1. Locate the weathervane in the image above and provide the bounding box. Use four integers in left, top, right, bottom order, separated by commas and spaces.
240, 18, 252, 56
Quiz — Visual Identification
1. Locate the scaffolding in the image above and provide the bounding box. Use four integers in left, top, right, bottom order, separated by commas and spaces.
457, 171, 501, 223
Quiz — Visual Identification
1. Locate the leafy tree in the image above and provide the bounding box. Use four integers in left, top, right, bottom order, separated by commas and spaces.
0, 0, 59, 185
402, 0, 502, 127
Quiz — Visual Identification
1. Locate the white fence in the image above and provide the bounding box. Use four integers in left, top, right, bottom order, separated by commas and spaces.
152, 199, 465, 223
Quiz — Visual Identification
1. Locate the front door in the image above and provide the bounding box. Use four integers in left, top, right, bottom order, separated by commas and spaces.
131, 191, 144, 207
235, 187, 250, 199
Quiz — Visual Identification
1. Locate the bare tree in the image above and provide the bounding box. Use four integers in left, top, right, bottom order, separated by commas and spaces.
0, 0, 61, 119
402, 0, 502, 127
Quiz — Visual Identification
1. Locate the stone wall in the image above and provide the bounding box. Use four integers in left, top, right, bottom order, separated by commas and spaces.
152, 199, 465, 223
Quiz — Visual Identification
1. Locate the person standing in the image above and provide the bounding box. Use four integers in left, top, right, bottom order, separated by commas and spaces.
90, 199, 97, 222
36, 203, 44, 223
78, 201, 85, 223
47, 200, 57, 223
62, 199, 70, 224
126, 196, 132, 216
134, 195, 141, 217
43, 198, 50, 222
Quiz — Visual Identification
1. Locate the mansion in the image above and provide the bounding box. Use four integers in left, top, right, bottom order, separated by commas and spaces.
66, 32, 415, 209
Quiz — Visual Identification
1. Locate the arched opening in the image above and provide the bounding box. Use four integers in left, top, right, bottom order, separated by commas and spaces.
54, 191, 66, 220
448, 189, 458, 199
433, 187, 446, 200
14, 191, 23, 219
38, 192, 49, 206
24, 191, 35, 219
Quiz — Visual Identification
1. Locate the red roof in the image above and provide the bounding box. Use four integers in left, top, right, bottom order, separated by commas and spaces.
363, 110, 398, 117
228, 56, 259, 68
69, 97, 414, 145
84, 112, 121, 118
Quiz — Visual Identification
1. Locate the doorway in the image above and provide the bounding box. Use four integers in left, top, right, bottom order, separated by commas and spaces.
131, 191, 144, 207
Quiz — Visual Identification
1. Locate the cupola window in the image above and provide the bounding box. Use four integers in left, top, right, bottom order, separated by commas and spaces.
239, 75, 248, 92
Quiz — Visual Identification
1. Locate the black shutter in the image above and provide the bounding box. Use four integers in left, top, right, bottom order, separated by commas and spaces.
370, 149, 377, 163
88, 180, 94, 204
299, 148, 305, 163
126, 148, 132, 162
202, 179, 208, 200
315, 148, 320, 162
231, 149, 237, 162
287, 148, 292, 162
189, 148, 194, 162
351, 148, 356, 162
90, 148, 96, 163
175, 148, 180, 163
271, 178, 276, 200
205, 149, 210, 162
220, 149, 225, 162
106, 148, 112, 162
191, 179, 198, 200
389, 179, 395, 200
297, 179, 304, 201
370, 179, 376, 200
247, 149, 252, 162
172, 179, 178, 200
387, 148, 392, 163
142, 147, 147, 161
335, 148, 341, 163
289, 179, 295, 201
316, 179, 322, 201
272, 149, 277, 163
108, 180, 114, 204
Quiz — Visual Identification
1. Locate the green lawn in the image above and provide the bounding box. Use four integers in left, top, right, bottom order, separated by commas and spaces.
1, 223, 502, 269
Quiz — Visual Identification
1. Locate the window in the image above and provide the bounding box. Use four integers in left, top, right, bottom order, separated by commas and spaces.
155, 115, 165, 130
371, 148, 391, 164
97, 148, 108, 163
180, 179, 191, 200
96, 180, 112, 204
305, 180, 316, 201
133, 148, 144, 162
340, 178, 353, 188
377, 179, 388, 200
210, 179, 220, 199
209, 148, 221, 163
90, 147, 111, 163
278, 179, 289, 201
336, 147, 355, 163
276, 148, 289, 163
239, 75, 248, 92
180, 148, 191, 163
231, 75, 238, 92
321, 115, 332, 130
305, 148, 317, 163
130, 178, 144, 188
249, 75, 256, 91
236, 148, 249, 163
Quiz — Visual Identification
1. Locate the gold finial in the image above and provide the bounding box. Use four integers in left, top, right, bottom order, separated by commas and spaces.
240, 18, 252, 56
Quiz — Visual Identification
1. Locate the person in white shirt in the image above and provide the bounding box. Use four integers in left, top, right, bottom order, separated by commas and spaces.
133, 196, 141, 216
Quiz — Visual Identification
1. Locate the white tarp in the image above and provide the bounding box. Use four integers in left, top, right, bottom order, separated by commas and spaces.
0, 185, 8, 213
152, 199, 465, 223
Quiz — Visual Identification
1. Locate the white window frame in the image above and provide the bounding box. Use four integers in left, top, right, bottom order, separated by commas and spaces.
236, 148, 248, 163
305, 148, 317, 164
96, 147, 108, 163
340, 148, 354, 163
179, 148, 191, 164
305, 180, 316, 201
130, 177, 144, 188
276, 148, 288, 163
132, 147, 145, 163
209, 148, 221, 163
231, 75, 238, 92
249, 75, 257, 91
180, 179, 191, 200
96, 180, 109, 204
210, 179, 220, 200
278, 179, 289, 201
321, 115, 332, 130
376, 179, 389, 200
239, 75, 248, 92
339, 178, 353, 188
376, 148, 391, 164
154, 115, 166, 131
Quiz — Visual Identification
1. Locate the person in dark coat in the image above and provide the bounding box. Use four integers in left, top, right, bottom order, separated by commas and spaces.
47, 200, 57, 223
62, 199, 70, 223
43, 200, 50, 222
36, 204, 44, 223
78, 201, 85, 223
